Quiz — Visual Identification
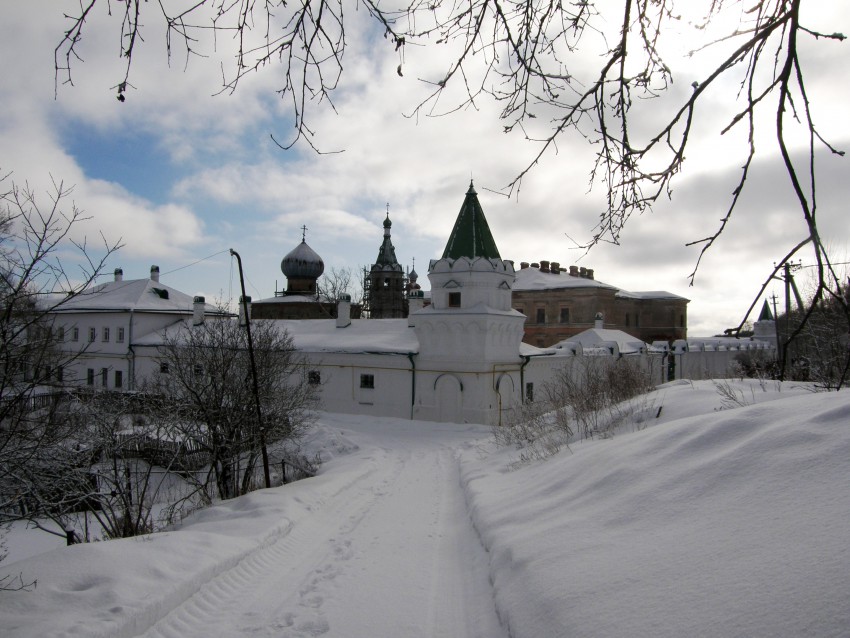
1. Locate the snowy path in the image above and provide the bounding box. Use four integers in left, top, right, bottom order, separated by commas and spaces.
139, 419, 506, 638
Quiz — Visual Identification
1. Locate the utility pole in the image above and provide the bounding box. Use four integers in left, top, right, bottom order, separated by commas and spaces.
230, 248, 271, 489
775, 260, 803, 379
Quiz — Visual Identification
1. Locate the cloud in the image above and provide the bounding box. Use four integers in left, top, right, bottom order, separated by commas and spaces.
1, 1, 847, 337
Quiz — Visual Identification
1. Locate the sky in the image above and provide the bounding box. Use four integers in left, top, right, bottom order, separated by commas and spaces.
1, 1, 848, 336
3, 380, 849, 636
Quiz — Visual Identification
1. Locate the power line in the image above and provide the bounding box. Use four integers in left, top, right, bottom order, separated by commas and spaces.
161, 249, 232, 277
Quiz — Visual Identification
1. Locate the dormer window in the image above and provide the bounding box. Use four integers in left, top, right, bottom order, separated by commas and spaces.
448, 292, 461, 308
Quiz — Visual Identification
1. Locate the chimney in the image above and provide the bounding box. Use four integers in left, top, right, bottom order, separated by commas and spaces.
579, 267, 587, 278
114, 268, 123, 282
336, 293, 351, 328
520, 262, 529, 269
594, 312, 604, 329
150, 265, 160, 282
587, 268, 594, 280
539, 260, 550, 273
408, 290, 425, 327
530, 262, 540, 269
551, 262, 560, 274
193, 296, 206, 326
238, 295, 252, 326
569, 265, 579, 277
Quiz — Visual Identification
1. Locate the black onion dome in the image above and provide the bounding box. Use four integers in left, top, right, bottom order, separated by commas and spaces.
281, 240, 325, 279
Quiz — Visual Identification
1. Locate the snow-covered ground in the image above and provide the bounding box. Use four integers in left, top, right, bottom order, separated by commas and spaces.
2, 380, 849, 637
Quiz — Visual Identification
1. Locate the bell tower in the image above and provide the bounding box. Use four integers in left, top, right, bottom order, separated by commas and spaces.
364, 207, 407, 318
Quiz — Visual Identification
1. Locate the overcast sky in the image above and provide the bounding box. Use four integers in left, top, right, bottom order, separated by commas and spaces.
1, 2, 848, 335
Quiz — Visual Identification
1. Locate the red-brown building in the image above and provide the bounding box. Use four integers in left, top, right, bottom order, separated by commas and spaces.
511, 261, 688, 347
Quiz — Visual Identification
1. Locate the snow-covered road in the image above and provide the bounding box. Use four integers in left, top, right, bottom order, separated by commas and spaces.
139, 417, 506, 638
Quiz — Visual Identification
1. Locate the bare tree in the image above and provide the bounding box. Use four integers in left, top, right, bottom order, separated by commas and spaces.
51, 2, 848, 379
148, 315, 318, 501
0, 172, 120, 583
316, 266, 364, 319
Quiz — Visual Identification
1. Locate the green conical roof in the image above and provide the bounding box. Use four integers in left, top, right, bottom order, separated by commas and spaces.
441, 181, 502, 260
757, 299, 774, 321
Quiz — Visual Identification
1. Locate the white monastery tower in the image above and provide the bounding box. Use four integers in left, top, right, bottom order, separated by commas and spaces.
412, 181, 527, 423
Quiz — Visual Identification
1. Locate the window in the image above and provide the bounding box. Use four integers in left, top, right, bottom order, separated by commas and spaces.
625, 313, 630, 327
525, 382, 534, 402
117, 327, 125, 343
88, 327, 96, 342
308, 370, 321, 385
448, 292, 461, 308
680, 314, 685, 328
58, 327, 65, 341
72, 327, 79, 342
101, 368, 108, 387
536, 308, 545, 324
360, 373, 375, 389
102, 327, 110, 342
193, 364, 204, 378
57, 366, 64, 382
87, 368, 94, 386
635, 314, 640, 328
559, 307, 570, 324
114, 370, 123, 388
159, 362, 170, 374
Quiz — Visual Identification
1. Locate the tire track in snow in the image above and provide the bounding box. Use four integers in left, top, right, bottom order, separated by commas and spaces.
136, 434, 505, 638
136, 448, 404, 638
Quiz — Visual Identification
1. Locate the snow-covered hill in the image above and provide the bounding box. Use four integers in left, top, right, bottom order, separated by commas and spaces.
2, 380, 849, 637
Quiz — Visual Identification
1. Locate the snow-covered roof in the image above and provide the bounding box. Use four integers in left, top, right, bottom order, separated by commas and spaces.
136, 317, 421, 355
557, 327, 647, 355
52, 277, 226, 315
512, 267, 688, 302
253, 294, 325, 305
615, 289, 689, 301
512, 267, 618, 292
275, 318, 419, 354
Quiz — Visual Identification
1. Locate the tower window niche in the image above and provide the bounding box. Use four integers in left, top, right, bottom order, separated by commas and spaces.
448, 292, 462, 308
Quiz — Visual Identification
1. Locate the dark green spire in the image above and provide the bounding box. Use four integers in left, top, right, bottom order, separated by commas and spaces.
757, 299, 774, 321
441, 181, 501, 260
374, 210, 401, 269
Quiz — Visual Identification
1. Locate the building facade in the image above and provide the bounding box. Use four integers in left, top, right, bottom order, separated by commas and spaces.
49, 266, 230, 391
511, 261, 688, 347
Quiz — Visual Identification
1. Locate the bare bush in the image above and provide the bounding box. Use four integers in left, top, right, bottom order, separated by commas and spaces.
548, 357, 654, 440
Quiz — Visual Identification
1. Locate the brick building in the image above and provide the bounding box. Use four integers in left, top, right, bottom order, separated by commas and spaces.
511, 260, 688, 347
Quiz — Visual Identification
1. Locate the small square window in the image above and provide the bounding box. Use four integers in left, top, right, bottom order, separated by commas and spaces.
87, 368, 94, 386
536, 308, 545, 324
308, 370, 321, 385
160, 362, 170, 374
117, 327, 125, 343
102, 327, 110, 342
57, 327, 65, 341
88, 327, 96, 342
360, 373, 375, 389
72, 327, 79, 342
193, 364, 204, 377
114, 370, 123, 389
101, 368, 108, 387
559, 308, 570, 324
448, 292, 461, 308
